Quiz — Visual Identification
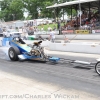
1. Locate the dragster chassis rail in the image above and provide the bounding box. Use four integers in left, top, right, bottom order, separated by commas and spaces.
48, 56, 94, 65
47, 56, 100, 76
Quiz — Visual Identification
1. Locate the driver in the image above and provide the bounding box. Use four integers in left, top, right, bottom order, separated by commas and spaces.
16, 37, 26, 44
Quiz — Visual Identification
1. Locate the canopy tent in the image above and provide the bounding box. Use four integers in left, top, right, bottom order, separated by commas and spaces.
46, 0, 98, 9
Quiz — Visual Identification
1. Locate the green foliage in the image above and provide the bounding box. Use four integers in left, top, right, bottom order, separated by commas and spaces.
23, 0, 54, 19
0, 0, 24, 21
0, 0, 76, 21
25, 15, 32, 20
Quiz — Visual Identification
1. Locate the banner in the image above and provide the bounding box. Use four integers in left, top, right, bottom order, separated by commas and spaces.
75, 30, 89, 34
62, 30, 74, 34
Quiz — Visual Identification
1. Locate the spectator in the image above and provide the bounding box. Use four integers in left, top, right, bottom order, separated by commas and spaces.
28, 27, 34, 35
49, 29, 55, 43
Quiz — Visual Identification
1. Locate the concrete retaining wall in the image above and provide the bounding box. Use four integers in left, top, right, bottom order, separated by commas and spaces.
1, 36, 100, 54
49, 42, 100, 54
41, 34, 100, 40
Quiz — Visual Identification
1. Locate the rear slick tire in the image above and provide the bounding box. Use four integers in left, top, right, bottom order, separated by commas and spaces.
8, 46, 20, 61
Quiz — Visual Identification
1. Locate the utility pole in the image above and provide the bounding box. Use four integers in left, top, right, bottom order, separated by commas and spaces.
99, 0, 100, 23
57, 0, 61, 35
79, 0, 81, 27
62, 0, 65, 22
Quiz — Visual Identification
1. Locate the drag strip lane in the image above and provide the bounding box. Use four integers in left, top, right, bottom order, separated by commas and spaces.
0, 58, 100, 85
0, 50, 100, 97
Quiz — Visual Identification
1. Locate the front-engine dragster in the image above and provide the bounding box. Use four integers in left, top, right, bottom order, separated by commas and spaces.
5, 37, 60, 62
2, 37, 100, 76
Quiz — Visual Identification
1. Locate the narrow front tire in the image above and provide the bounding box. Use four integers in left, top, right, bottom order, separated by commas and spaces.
95, 61, 100, 75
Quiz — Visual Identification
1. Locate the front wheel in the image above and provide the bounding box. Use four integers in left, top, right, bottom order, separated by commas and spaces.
95, 61, 100, 75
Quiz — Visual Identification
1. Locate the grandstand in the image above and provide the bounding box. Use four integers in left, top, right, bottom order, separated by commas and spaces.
46, 0, 100, 33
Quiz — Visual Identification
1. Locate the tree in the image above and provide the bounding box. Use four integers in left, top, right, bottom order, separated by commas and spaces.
0, 0, 76, 21
0, 0, 24, 21
39, 0, 55, 18
23, 0, 54, 19
23, 0, 40, 19
9, 0, 24, 20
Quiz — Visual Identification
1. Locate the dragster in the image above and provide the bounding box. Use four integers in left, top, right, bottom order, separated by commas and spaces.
1, 36, 100, 76
2, 37, 60, 63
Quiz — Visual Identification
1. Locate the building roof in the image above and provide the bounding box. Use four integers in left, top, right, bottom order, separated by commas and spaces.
46, 0, 98, 9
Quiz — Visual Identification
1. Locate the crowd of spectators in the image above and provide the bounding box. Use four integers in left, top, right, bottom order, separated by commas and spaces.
62, 10, 100, 31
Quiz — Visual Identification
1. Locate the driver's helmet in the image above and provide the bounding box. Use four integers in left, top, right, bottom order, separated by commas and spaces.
15, 37, 19, 41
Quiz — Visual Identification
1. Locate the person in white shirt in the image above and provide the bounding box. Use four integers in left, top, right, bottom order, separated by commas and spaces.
49, 29, 55, 43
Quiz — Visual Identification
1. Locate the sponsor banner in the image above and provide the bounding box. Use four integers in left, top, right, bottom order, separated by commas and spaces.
92, 30, 100, 34
62, 30, 74, 34
75, 30, 89, 34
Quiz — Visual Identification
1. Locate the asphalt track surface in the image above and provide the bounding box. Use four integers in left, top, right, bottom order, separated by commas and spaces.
0, 48, 100, 100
